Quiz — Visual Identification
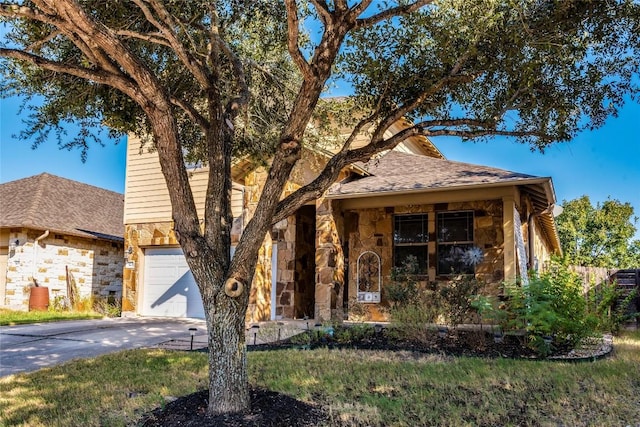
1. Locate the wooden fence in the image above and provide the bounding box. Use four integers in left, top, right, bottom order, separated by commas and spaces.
569, 266, 640, 326
569, 266, 616, 293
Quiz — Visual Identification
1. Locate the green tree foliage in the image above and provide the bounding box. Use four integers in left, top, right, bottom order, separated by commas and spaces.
556, 196, 640, 268
1, 0, 640, 416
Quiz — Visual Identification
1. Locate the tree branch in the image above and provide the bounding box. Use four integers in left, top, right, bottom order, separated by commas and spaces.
417, 118, 494, 129
0, 3, 105, 68
0, 47, 137, 95
349, 0, 373, 19
309, 0, 330, 25
130, 0, 210, 87
216, 36, 249, 119
169, 96, 210, 130
0, 2, 54, 23
285, 0, 313, 80
354, 0, 433, 29
26, 30, 61, 52
424, 128, 547, 139
114, 29, 171, 47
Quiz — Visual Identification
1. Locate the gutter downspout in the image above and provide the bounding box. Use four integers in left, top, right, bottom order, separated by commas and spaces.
32, 230, 49, 286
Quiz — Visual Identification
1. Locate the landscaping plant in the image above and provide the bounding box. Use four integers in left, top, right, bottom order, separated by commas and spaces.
438, 275, 484, 329
587, 279, 639, 333
385, 256, 440, 343
495, 259, 597, 356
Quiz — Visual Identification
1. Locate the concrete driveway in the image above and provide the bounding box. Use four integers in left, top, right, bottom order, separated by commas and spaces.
0, 317, 207, 377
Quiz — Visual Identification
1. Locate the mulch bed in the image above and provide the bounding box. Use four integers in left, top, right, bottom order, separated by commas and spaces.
139, 386, 328, 427
139, 328, 611, 426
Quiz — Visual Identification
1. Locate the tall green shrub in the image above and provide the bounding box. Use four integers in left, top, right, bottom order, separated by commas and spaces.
498, 259, 596, 355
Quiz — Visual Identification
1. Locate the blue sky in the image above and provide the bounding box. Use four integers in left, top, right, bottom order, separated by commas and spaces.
1, 94, 639, 237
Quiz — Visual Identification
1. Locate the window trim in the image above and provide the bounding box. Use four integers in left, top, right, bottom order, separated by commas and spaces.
436, 210, 475, 275
393, 213, 429, 276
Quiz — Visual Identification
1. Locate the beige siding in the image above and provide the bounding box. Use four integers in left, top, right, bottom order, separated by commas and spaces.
124, 136, 244, 224
532, 218, 554, 272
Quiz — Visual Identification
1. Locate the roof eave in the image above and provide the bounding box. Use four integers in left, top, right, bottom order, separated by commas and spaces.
326, 177, 552, 200
0, 224, 124, 244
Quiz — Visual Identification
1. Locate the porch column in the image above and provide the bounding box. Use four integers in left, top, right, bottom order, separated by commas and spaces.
502, 195, 516, 283
315, 197, 345, 321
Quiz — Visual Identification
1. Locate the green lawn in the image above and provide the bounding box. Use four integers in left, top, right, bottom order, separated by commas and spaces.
0, 309, 103, 326
1, 330, 638, 426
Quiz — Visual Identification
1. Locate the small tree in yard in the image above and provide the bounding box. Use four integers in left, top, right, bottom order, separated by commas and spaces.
2, 0, 639, 416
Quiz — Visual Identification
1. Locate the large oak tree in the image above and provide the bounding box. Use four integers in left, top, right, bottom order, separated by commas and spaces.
1, 0, 639, 416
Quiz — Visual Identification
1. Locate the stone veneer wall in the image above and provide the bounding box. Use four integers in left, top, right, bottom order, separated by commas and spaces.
3, 228, 123, 309
121, 221, 178, 312
244, 167, 305, 322
315, 198, 345, 321
345, 200, 505, 321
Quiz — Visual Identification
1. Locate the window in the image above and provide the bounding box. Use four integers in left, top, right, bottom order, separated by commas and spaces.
437, 211, 475, 275
393, 214, 428, 275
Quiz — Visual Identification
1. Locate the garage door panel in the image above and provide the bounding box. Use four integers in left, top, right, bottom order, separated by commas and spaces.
141, 248, 205, 318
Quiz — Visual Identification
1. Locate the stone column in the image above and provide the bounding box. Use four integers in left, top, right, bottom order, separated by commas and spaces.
315, 197, 344, 321
246, 233, 273, 322
122, 225, 139, 312
502, 195, 516, 283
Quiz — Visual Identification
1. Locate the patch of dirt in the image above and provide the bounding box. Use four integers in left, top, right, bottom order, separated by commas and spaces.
140, 328, 612, 426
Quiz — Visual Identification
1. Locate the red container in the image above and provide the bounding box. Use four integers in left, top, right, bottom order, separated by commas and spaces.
29, 286, 50, 311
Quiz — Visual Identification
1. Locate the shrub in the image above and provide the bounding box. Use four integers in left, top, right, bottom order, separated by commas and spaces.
387, 298, 438, 344
497, 259, 596, 356
385, 257, 439, 342
470, 294, 500, 331
438, 275, 484, 329
333, 323, 375, 344
94, 297, 122, 317
587, 280, 639, 333
346, 297, 370, 322
384, 255, 419, 308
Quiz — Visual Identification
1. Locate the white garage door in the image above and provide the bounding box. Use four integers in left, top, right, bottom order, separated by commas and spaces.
141, 248, 205, 318
141, 245, 275, 320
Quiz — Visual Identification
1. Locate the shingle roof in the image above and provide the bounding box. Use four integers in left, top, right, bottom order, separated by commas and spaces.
327, 151, 562, 254
328, 151, 545, 197
0, 173, 124, 242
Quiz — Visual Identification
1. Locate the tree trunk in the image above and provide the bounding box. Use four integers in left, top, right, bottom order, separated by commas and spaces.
188, 249, 251, 415
206, 289, 249, 415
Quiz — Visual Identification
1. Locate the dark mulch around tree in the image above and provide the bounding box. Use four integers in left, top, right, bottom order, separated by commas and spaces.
137, 328, 589, 426
138, 386, 328, 427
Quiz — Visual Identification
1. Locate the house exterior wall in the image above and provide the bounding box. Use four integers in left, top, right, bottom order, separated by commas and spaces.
244, 166, 304, 322
530, 216, 555, 273
1, 228, 123, 310
342, 199, 505, 321
122, 134, 559, 323
122, 136, 244, 313
124, 136, 244, 224
0, 229, 9, 305
315, 197, 345, 321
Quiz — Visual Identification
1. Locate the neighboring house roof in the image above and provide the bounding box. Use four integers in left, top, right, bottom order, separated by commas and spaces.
0, 173, 124, 242
328, 151, 561, 253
